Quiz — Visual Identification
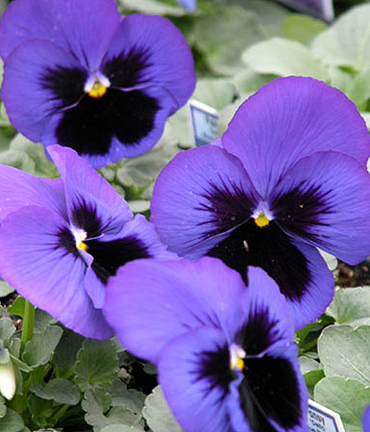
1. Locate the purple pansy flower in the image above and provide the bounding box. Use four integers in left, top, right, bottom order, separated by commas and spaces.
103, 257, 309, 432
176, 0, 196, 13
0, 145, 173, 340
364, 405, 370, 432
151, 76, 370, 329
0, 0, 195, 168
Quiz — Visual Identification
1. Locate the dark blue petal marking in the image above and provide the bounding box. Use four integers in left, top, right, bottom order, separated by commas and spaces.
102, 47, 151, 88
86, 236, 150, 284
271, 182, 333, 242
41, 49, 159, 156
197, 344, 234, 399
197, 180, 256, 238
41, 66, 87, 110
207, 220, 311, 301
235, 306, 279, 356
58, 199, 151, 284
55, 89, 159, 156
239, 357, 301, 432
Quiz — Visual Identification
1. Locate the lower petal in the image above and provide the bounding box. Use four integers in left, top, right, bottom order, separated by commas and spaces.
158, 327, 235, 432
0, 206, 113, 340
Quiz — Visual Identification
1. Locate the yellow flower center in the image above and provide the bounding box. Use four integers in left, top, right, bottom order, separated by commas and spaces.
88, 81, 107, 99
77, 242, 88, 252
230, 344, 246, 371
254, 212, 270, 228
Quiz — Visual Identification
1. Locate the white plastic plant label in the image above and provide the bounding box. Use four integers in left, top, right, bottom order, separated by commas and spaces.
189, 100, 219, 147
308, 399, 346, 432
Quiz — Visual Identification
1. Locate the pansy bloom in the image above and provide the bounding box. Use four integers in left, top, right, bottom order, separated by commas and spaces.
104, 257, 309, 432
0, 0, 195, 168
0, 145, 173, 340
151, 76, 370, 329
363, 405, 370, 432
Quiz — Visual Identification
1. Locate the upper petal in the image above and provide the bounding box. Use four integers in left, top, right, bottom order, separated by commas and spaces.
270, 151, 370, 265
101, 14, 195, 113
1, 39, 85, 142
0, 165, 67, 221
103, 257, 247, 364
0, 206, 113, 340
48, 145, 132, 237
0, 0, 121, 69
151, 145, 259, 258
222, 77, 370, 197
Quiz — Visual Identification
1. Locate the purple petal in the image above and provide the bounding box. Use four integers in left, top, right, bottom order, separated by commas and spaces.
1, 39, 84, 142
101, 14, 195, 113
363, 405, 370, 432
228, 344, 308, 432
270, 151, 370, 265
222, 77, 370, 197
151, 145, 259, 258
176, 0, 197, 12
48, 145, 132, 237
83, 214, 175, 309
104, 257, 247, 364
42, 85, 174, 167
0, 165, 67, 221
283, 240, 334, 330
0, 206, 113, 339
157, 327, 235, 432
0, 0, 121, 69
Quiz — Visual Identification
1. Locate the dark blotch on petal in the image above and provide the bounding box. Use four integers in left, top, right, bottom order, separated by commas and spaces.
236, 307, 279, 356
197, 344, 234, 398
72, 199, 103, 238
197, 180, 256, 237
102, 47, 151, 88
87, 236, 151, 284
272, 182, 333, 242
239, 356, 301, 432
207, 220, 311, 301
41, 66, 87, 110
56, 89, 159, 156
57, 228, 79, 259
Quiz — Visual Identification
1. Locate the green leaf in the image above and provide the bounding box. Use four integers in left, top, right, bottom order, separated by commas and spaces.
33, 309, 56, 334
74, 339, 118, 392
0, 395, 6, 419
30, 378, 80, 405
314, 377, 370, 432
22, 325, 63, 368
194, 5, 265, 76
312, 4, 370, 72
116, 0, 185, 16
108, 379, 145, 414
27, 394, 53, 428
0, 408, 24, 432
101, 425, 144, 432
82, 388, 140, 432
0, 317, 16, 345
318, 325, 370, 385
242, 37, 328, 80
326, 287, 370, 326
233, 68, 275, 96
348, 68, 370, 105
116, 140, 178, 189
283, 14, 327, 44
53, 329, 84, 372
7, 297, 26, 318
0, 281, 14, 298
143, 386, 182, 432
192, 78, 235, 111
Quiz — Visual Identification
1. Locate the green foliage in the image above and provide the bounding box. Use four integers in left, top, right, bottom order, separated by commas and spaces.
143, 386, 183, 432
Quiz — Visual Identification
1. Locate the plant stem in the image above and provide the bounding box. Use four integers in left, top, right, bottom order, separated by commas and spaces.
21, 299, 35, 352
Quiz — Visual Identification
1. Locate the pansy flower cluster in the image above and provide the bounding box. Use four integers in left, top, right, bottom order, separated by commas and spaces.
1, 0, 370, 431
